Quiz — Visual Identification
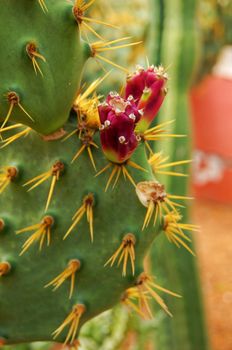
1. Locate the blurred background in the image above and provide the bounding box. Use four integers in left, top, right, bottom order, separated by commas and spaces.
82, 1, 232, 348
4, 0, 232, 349
91, 1, 232, 348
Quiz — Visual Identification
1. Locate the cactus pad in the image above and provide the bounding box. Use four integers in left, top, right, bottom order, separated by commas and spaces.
0, 125, 163, 344
0, 0, 89, 134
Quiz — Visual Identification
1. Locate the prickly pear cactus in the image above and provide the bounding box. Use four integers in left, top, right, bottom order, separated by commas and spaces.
0, 1, 193, 348
0, 0, 89, 134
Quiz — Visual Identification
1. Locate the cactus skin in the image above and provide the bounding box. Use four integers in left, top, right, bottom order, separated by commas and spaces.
0, 123, 162, 344
0, 0, 89, 135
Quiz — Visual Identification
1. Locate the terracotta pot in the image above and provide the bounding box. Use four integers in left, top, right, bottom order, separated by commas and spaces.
190, 74, 232, 203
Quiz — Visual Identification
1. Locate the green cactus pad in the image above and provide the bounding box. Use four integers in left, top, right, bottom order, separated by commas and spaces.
0, 0, 89, 135
0, 124, 161, 344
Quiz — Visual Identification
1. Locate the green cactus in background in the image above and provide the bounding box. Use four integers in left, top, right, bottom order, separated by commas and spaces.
148, 0, 210, 349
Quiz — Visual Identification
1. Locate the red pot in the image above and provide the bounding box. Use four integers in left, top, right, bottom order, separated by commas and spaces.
190, 75, 232, 203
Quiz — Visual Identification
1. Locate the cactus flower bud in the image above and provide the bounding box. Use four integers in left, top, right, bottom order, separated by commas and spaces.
125, 65, 168, 132
98, 93, 140, 164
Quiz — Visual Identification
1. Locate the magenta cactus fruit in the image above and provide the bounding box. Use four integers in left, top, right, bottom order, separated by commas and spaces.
98, 92, 141, 164
125, 65, 168, 132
